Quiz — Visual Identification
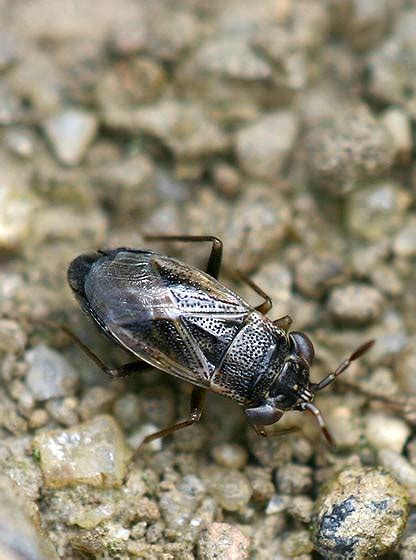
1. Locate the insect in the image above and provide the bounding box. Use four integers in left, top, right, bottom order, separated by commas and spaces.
67, 235, 374, 447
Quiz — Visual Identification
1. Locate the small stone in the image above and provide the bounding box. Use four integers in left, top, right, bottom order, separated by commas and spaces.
396, 341, 416, 393
159, 474, 205, 533
294, 254, 346, 298
197, 522, 250, 560
190, 37, 272, 82
245, 466, 275, 502
212, 163, 241, 198
266, 494, 289, 515
211, 443, 248, 470
319, 396, 362, 449
25, 345, 79, 401
28, 408, 49, 429
33, 414, 130, 488
206, 468, 252, 512
0, 183, 36, 252
4, 127, 36, 158
381, 107, 412, 165
91, 154, 156, 218
313, 466, 409, 559
366, 13, 416, 119
0, 319, 27, 353
365, 412, 410, 453
343, 0, 397, 51
79, 386, 117, 421
401, 534, 416, 560
328, 283, 384, 325
45, 397, 79, 427
287, 495, 314, 524
280, 529, 314, 557
223, 185, 292, 270
117, 100, 229, 160
128, 424, 162, 452
42, 109, 98, 165
69, 503, 115, 529
394, 216, 416, 258
378, 449, 416, 503
235, 111, 299, 180
305, 105, 395, 194
275, 464, 313, 495
0, 475, 57, 559
113, 393, 141, 429
346, 181, 412, 241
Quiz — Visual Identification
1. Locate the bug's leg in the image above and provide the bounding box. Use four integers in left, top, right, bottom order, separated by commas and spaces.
311, 339, 375, 392
273, 315, 293, 331
140, 387, 205, 446
236, 271, 272, 314
59, 324, 149, 379
252, 424, 299, 438
144, 235, 223, 279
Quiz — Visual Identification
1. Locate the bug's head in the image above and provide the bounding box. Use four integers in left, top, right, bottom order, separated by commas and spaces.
245, 335, 374, 448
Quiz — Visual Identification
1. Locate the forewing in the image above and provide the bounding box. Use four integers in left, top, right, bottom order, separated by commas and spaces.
84, 250, 211, 386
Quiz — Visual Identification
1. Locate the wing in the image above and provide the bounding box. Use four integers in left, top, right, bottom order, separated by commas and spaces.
83, 249, 250, 386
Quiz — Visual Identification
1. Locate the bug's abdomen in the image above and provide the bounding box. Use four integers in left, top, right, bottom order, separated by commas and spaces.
210, 312, 288, 405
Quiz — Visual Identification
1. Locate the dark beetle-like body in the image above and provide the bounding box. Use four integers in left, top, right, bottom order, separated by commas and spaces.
68, 238, 373, 445
69, 248, 298, 405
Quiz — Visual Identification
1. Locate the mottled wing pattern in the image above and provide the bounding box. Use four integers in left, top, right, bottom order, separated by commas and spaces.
84, 250, 250, 386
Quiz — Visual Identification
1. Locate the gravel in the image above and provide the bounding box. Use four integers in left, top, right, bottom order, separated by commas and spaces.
0, 1, 415, 558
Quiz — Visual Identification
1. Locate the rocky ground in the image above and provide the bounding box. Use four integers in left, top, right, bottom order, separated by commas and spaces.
0, 0, 416, 558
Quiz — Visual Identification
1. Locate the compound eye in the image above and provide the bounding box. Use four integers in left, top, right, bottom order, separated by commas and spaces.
289, 332, 315, 365
244, 404, 284, 426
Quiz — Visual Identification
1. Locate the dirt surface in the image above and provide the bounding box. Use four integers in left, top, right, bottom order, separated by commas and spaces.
0, 1, 415, 558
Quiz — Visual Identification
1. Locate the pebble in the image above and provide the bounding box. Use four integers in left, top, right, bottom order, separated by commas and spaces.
381, 107, 412, 165
305, 105, 395, 194
245, 466, 275, 503
401, 534, 416, 560
25, 345, 79, 401
4, 127, 36, 159
364, 412, 410, 453
33, 414, 130, 488
275, 464, 313, 495
112, 393, 141, 429
287, 495, 314, 524
119, 100, 229, 160
222, 185, 292, 270
313, 466, 409, 559
211, 443, 248, 470
378, 449, 416, 503
212, 163, 241, 198
235, 111, 299, 180
0, 183, 36, 252
159, 474, 205, 533
0, 474, 58, 559
190, 37, 272, 82
346, 181, 412, 241
318, 395, 362, 449
45, 397, 79, 427
394, 216, 416, 258
294, 254, 346, 298
197, 522, 250, 560
328, 283, 384, 325
42, 109, 98, 166
366, 12, 416, 118
205, 467, 252, 512
79, 386, 117, 421
0, 318, 27, 354
91, 154, 157, 218
279, 529, 314, 557
342, 0, 396, 51
396, 341, 416, 393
